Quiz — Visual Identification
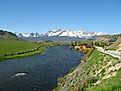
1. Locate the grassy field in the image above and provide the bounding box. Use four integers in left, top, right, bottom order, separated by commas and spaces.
0, 40, 64, 61
0, 40, 37, 54
54, 49, 121, 91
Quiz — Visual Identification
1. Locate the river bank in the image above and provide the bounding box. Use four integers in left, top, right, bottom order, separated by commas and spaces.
0, 46, 83, 91
0, 41, 65, 61
54, 48, 121, 91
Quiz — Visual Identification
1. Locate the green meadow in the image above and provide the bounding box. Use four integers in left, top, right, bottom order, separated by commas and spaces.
0, 40, 41, 60
0, 40, 37, 54
0, 39, 66, 61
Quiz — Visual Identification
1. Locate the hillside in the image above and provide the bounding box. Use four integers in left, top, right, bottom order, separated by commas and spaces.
95, 34, 121, 50
54, 49, 121, 91
0, 30, 19, 40
0, 30, 43, 60
0, 30, 67, 60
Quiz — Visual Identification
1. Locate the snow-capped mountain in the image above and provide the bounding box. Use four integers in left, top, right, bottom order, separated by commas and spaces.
15, 29, 105, 38
15, 32, 41, 37
44, 29, 105, 38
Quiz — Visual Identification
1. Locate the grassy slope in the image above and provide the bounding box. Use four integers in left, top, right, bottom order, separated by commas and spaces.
86, 69, 121, 91
95, 34, 121, 50
107, 37, 121, 50
85, 50, 121, 91
54, 49, 121, 91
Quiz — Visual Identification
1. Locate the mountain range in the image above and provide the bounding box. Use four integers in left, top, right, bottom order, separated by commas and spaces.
15, 29, 105, 38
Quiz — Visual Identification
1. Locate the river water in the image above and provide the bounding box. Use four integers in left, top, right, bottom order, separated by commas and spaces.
0, 46, 83, 91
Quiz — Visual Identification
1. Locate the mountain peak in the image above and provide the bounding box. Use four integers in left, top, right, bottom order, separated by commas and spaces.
44, 29, 105, 38
15, 29, 105, 38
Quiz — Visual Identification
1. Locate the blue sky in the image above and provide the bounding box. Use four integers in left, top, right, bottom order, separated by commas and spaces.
0, 0, 121, 34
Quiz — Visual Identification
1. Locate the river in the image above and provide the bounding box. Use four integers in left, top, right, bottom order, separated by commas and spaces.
0, 46, 83, 91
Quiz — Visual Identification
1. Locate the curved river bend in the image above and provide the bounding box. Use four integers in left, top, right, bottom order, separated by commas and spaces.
0, 46, 83, 91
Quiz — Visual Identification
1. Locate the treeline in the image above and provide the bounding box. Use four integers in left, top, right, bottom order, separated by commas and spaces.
35, 41, 70, 47
94, 42, 109, 47
70, 40, 93, 48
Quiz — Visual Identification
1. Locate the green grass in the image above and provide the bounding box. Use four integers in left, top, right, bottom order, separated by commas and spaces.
0, 40, 64, 61
0, 40, 37, 54
87, 49, 104, 66
86, 68, 121, 91
0, 40, 41, 60
54, 48, 120, 91
85, 50, 121, 91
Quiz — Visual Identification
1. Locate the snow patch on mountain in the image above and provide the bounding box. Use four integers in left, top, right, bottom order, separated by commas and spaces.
15, 32, 41, 37
15, 29, 105, 38
44, 29, 105, 38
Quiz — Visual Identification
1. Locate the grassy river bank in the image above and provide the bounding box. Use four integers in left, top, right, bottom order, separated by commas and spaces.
0, 40, 65, 61
54, 48, 121, 91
